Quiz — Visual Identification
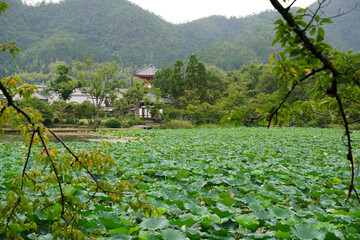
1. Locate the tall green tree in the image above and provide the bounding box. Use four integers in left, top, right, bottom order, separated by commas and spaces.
169, 60, 186, 103
51, 100, 67, 124
123, 81, 148, 119
64, 102, 78, 125
112, 98, 132, 127
75, 100, 96, 126
76, 54, 122, 129
185, 55, 208, 103
152, 61, 187, 107
50, 64, 76, 101
152, 67, 173, 97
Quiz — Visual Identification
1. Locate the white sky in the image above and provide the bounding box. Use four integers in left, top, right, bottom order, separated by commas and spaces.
24, 0, 317, 24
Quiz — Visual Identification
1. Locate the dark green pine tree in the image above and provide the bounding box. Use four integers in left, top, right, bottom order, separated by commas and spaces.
185, 55, 208, 103
170, 60, 186, 102
152, 67, 173, 97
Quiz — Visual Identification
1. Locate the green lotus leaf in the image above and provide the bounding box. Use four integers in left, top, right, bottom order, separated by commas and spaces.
241, 195, 260, 204
34, 234, 53, 240
139, 216, 169, 230
324, 229, 346, 240
186, 227, 209, 239
160, 229, 187, 240
252, 210, 272, 220
313, 221, 337, 230
210, 221, 229, 235
293, 179, 307, 189
169, 213, 200, 227
219, 197, 236, 206
235, 214, 260, 232
246, 231, 276, 239
249, 203, 264, 211
202, 197, 217, 206
163, 189, 182, 201
205, 168, 219, 174
211, 203, 234, 218
275, 230, 291, 239
175, 169, 190, 179
268, 205, 290, 219
105, 234, 133, 240
138, 230, 161, 240
272, 218, 299, 232
184, 202, 208, 215
291, 224, 326, 240
203, 212, 221, 224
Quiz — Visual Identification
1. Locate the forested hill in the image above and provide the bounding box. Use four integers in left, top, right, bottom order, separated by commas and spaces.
194, 0, 360, 70
0, 0, 359, 74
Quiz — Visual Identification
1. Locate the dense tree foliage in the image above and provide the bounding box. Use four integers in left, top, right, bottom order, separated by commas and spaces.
153, 55, 285, 125
17, 97, 53, 126
112, 98, 132, 127
76, 54, 122, 129
185, 55, 208, 103
123, 81, 149, 119
50, 64, 76, 101
75, 100, 96, 125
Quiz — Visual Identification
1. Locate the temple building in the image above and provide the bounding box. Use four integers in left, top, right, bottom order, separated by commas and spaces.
132, 65, 170, 120
133, 65, 158, 85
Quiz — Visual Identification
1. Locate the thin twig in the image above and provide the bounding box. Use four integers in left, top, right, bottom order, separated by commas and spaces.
1, 101, 36, 238
325, 3, 358, 19
24, 172, 37, 185
21, 131, 36, 190
349, 118, 360, 125
48, 129, 79, 161
0, 105, 6, 118
267, 67, 325, 126
304, 0, 326, 31
38, 129, 66, 216
353, 78, 360, 88
334, 92, 360, 202
270, 0, 341, 77
4, 196, 21, 236
0, 82, 32, 123
286, 0, 297, 10
344, 96, 360, 105
47, 129, 126, 196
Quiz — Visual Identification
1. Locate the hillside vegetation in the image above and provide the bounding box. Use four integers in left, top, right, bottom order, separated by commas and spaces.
0, 0, 359, 74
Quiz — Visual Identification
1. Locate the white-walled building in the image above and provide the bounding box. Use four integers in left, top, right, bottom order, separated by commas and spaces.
48, 88, 127, 106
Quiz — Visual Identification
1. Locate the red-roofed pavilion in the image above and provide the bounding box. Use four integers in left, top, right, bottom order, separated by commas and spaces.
133, 65, 158, 85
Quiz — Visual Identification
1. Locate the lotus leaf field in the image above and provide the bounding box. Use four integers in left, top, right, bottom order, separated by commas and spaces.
1, 127, 360, 239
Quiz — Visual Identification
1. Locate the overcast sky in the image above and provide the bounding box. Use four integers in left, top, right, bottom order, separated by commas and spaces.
24, 0, 317, 24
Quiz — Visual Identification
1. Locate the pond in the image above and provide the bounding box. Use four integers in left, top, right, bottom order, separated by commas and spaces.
0, 132, 126, 143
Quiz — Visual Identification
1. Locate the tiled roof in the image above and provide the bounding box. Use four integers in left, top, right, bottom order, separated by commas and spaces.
144, 93, 171, 104
3, 92, 48, 101
134, 65, 158, 76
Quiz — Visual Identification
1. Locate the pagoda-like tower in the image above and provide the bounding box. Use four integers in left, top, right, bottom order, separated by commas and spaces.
133, 65, 158, 85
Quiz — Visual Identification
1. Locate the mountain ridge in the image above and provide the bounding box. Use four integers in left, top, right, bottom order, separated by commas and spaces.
0, 0, 358, 74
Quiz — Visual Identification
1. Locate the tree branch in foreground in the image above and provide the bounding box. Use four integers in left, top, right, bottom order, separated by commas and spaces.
0, 80, 143, 238
269, 0, 359, 203
266, 67, 325, 127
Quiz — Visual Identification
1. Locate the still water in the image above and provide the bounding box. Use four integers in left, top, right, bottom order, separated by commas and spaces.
0, 133, 104, 142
